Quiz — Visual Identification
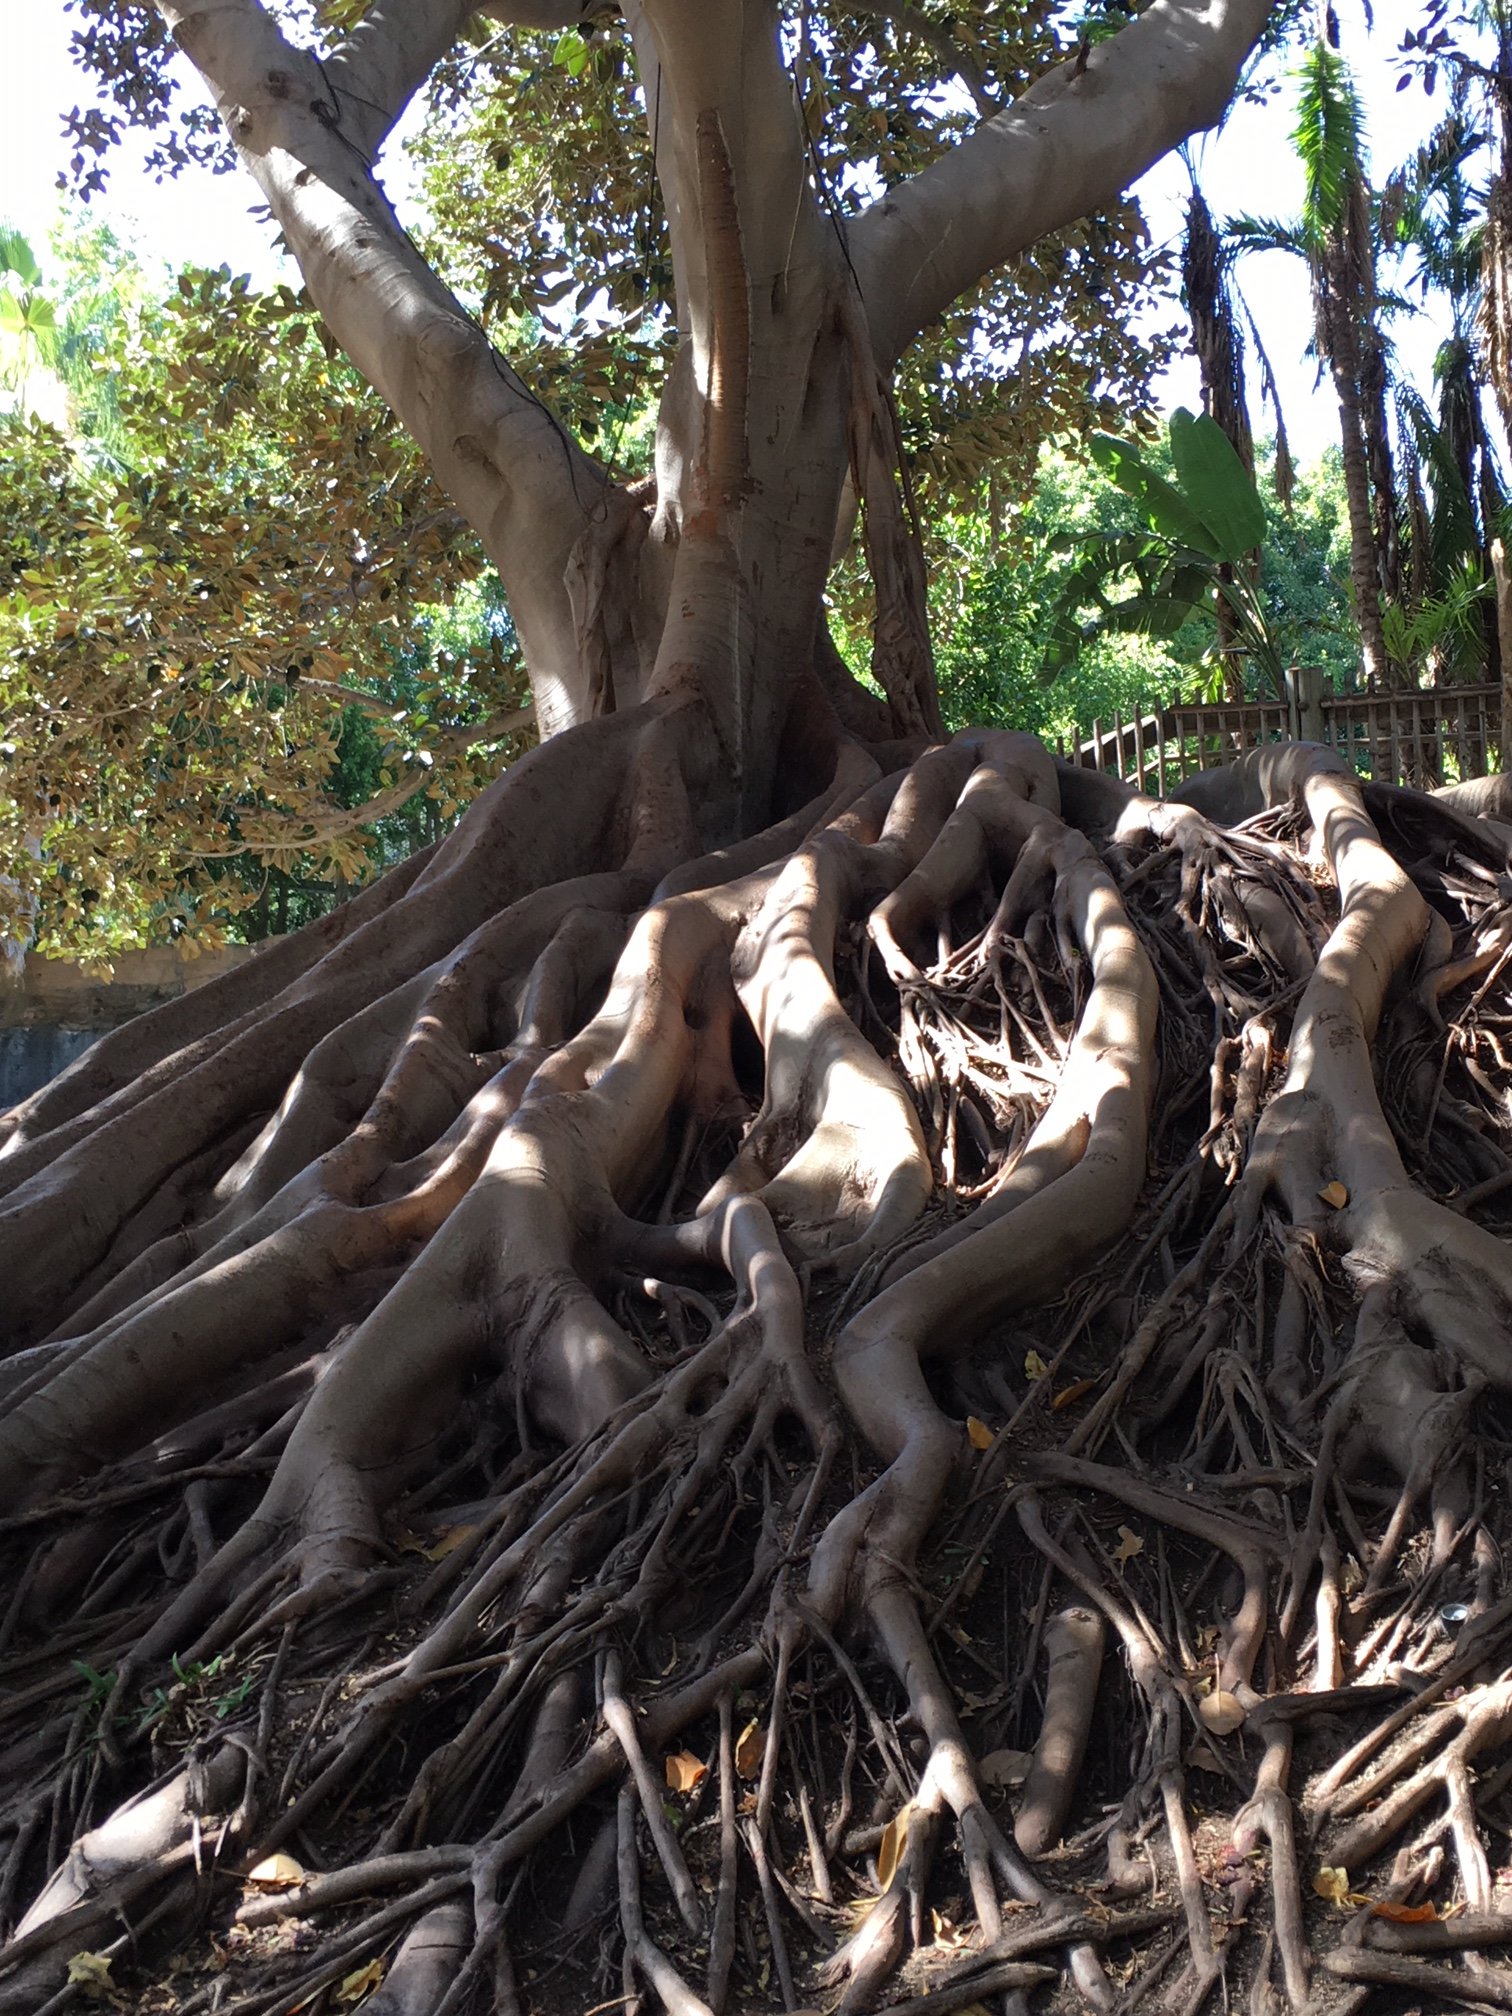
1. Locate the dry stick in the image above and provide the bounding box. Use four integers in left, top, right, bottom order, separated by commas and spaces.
797, 1782, 832, 1904
742, 1817, 798, 2012
705, 1695, 738, 2016
753, 1629, 790, 1842
869, 1959, 1058, 2016
0, 1842, 199, 1981
798, 1605, 914, 1805
1446, 1754, 1495, 1912
235, 1846, 474, 1926
1159, 1768, 1216, 1984
1367, 1911, 1512, 1955
602, 1648, 704, 1937
617, 1787, 713, 2016
1322, 1945, 1512, 2009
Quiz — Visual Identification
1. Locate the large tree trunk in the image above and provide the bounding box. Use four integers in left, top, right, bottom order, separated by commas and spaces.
7, 6, 1512, 2015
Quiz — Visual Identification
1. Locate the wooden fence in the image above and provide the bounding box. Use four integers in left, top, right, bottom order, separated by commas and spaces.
1055, 668, 1505, 796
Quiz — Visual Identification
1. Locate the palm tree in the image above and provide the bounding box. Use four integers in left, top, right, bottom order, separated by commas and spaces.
1388, 94, 1506, 687
1231, 33, 1393, 687
1181, 169, 1257, 697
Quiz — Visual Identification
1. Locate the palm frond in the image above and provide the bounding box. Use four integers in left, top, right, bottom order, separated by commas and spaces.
1293, 40, 1366, 245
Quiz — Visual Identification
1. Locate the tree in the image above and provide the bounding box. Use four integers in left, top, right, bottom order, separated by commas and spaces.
7, 6, 1512, 2014
1232, 30, 1398, 685
0, 252, 530, 959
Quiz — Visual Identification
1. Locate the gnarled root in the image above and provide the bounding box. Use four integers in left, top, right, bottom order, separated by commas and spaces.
7, 730, 1512, 2014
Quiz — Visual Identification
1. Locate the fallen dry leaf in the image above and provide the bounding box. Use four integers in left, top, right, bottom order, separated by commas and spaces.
965, 1416, 994, 1450
735, 1718, 765, 1778
1370, 1899, 1440, 1923
335, 1957, 386, 2004
1112, 1525, 1144, 1566
664, 1749, 708, 1794
877, 1803, 912, 1890
1052, 1377, 1097, 1410
246, 1851, 305, 1889
422, 1523, 477, 1562
1198, 1690, 1246, 1735
930, 1907, 970, 1949
1023, 1349, 1050, 1382
979, 1747, 1033, 1789
1318, 1180, 1349, 1209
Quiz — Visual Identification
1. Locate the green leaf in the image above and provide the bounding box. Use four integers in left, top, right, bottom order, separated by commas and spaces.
1293, 40, 1365, 240
1100, 591, 1206, 642
0, 227, 42, 287
1168, 409, 1265, 562
553, 29, 588, 76
1088, 434, 1220, 557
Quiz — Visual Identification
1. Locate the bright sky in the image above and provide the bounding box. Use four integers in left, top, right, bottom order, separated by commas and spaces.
2, 3, 1461, 467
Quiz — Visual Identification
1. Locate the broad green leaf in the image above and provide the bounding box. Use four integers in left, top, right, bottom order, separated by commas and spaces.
1088, 434, 1220, 557
0, 228, 42, 286
1100, 592, 1206, 641
1168, 409, 1266, 562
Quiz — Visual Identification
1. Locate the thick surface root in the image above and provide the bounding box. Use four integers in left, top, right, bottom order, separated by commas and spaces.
5, 724, 1512, 2016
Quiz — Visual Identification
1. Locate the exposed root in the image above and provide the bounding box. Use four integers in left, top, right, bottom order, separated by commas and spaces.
5, 728, 1512, 2015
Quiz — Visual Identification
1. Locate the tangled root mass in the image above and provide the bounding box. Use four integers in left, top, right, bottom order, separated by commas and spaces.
5, 722, 1512, 2015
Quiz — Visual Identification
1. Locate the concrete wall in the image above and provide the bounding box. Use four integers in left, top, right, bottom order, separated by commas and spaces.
1, 943, 257, 1111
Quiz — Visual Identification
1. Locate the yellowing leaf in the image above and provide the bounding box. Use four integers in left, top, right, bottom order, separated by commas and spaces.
1313, 1865, 1371, 1908
735, 1719, 765, 1779
965, 1416, 994, 1450
1112, 1525, 1144, 1565
1023, 1350, 1050, 1382
664, 1749, 708, 1794
1198, 1690, 1246, 1735
246, 1851, 305, 1889
66, 1952, 113, 1993
877, 1803, 912, 1891
422, 1524, 477, 1562
1052, 1377, 1097, 1411
335, 1957, 386, 2003
1318, 1181, 1349, 1209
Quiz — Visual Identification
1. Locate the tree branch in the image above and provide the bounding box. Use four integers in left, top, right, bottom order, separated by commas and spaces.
864, 3, 997, 119
243, 703, 535, 855
323, 0, 479, 160
325, 1, 605, 161
153, 0, 629, 736
851, 0, 1279, 366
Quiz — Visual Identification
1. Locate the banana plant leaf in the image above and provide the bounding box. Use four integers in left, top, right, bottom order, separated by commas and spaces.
1169, 408, 1266, 563
1089, 434, 1222, 558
